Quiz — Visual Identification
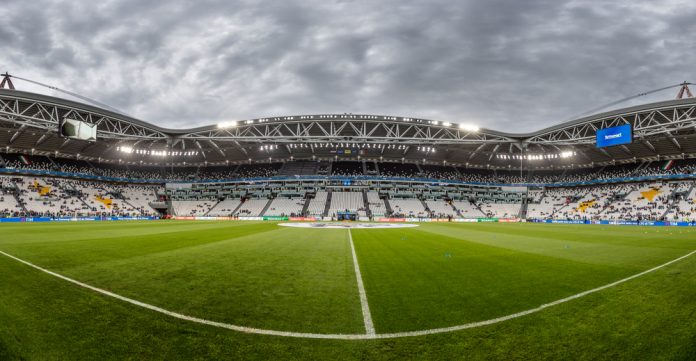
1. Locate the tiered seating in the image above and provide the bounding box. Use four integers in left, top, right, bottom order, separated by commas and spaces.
19, 177, 64, 214
2, 154, 54, 171
0, 177, 20, 215
366, 191, 385, 216
331, 162, 363, 176
420, 165, 459, 181
452, 200, 485, 218
264, 198, 305, 216
235, 199, 269, 216
527, 181, 696, 221
379, 163, 419, 177
119, 185, 159, 215
277, 161, 319, 176
328, 192, 364, 217
455, 167, 498, 183
4, 161, 696, 221
389, 199, 426, 218
197, 166, 235, 180
79, 182, 136, 215
665, 183, 696, 221
235, 163, 281, 178
6, 176, 161, 217
479, 203, 521, 218
526, 188, 576, 219
0, 191, 19, 215
425, 200, 457, 217
602, 182, 670, 220
172, 200, 216, 216
365, 162, 378, 175
206, 198, 242, 216
16, 177, 88, 216
4, 152, 696, 184
559, 185, 629, 220
306, 191, 328, 216
527, 189, 545, 203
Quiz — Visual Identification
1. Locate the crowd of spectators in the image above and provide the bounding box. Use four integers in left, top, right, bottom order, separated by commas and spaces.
529, 180, 696, 222
3, 153, 696, 185
0, 175, 161, 218
331, 161, 364, 177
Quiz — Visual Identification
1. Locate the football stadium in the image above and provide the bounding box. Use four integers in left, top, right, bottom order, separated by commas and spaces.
1, 71, 696, 360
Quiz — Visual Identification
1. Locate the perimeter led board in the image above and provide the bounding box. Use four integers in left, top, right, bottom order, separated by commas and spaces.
596, 124, 632, 148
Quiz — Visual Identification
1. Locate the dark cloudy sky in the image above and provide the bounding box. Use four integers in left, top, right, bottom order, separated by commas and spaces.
1, 0, 694, 132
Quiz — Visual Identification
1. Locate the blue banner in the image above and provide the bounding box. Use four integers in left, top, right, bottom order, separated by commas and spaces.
597, 124, 632, 148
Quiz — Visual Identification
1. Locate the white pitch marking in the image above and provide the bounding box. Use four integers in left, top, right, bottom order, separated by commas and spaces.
0, 248, 694, 340
348, 229, 376, 336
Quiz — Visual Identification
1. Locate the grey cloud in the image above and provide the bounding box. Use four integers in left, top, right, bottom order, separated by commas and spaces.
1, 0, 695, 132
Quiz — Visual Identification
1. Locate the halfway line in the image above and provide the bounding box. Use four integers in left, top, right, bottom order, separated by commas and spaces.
348, 229, 376, 336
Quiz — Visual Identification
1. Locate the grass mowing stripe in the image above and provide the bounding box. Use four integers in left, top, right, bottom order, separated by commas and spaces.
0, 220, 262, 245
353, 227, 684, 332
373, 247, 696, 339
348, 229, 375, 336
418, 223, 688, 269
50, 226, 363, 333
0, 249, 366, 340
433, 222, 696, 250
1, 246, 693, 340
0, 223, 276, 271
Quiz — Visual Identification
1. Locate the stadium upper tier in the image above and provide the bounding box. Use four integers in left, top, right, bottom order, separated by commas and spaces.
2, 89, 696, 169
1, 153, 696, 185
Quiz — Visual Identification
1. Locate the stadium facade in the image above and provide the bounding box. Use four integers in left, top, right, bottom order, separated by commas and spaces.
1, 81, 696, 223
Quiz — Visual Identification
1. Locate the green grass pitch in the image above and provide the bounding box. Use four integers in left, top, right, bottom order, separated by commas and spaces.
1, 221, 695, 360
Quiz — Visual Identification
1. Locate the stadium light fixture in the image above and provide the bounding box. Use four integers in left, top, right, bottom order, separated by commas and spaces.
496, 151, 576, 161
217, 121, 238, 129
459, 123, 480, 132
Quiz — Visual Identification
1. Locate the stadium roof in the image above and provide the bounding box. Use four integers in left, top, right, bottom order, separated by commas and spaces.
2, 88, 696, 170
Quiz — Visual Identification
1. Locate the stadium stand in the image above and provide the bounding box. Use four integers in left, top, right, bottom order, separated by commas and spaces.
389, 198, 427, 218
366, 191, 386, 217
420, 165, 460, 181
172, 200, 216, 216
5, 152, 696, 186
665, 182, 696, 221
236, 198, 271, 217
3, 78, 696, 226
425, 199, 457, 218
0, 174, 161, 217
236, 163, 282, 178
305, 191, 328, 217
479, 203, 521, 219
331, 162, 364, 176
328, 192, 363, 217
206, 198, 242, 216
264, 197, 306, 217
277, 161, 320, 176
379, 162, 419, 177
452, 200, 486, 218
2, 152, 696, 222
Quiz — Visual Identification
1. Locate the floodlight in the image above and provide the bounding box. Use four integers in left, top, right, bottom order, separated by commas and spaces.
217, 121, 238, 129
459, 124, 480, 132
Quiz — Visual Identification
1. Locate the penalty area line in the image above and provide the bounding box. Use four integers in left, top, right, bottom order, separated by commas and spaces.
348, 229, 376, 336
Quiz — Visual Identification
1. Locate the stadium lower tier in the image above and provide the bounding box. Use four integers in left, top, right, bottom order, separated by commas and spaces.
1, 174, 695, 222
